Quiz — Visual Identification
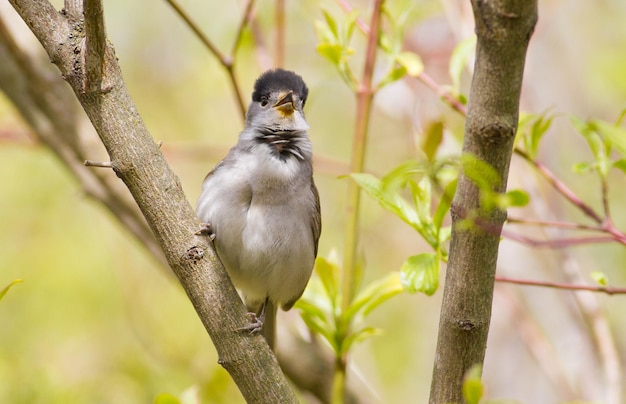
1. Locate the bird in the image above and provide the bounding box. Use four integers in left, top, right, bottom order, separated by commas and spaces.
196, 68, 321, 350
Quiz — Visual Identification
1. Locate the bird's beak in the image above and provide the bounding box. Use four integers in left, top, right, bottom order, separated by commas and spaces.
273, 91, 295, 115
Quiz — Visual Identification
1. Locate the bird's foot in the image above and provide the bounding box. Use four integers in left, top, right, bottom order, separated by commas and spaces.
236, 312, 264, 335
195, 222, 215, 241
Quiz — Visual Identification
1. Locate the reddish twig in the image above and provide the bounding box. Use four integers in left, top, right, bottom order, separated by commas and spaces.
496, 276, 626, 295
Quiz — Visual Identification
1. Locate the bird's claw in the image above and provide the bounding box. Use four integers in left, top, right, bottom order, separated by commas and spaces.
195, 222, 216, 241
236, 312, 264, 335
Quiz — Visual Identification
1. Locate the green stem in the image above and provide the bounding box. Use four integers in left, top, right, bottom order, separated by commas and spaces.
341, 0, 384, 312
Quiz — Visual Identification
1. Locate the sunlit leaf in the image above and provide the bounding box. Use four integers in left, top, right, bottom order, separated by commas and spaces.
449, 35, 476, 94
321, 9, 339, 39
613, 159, 626, 173
422, 121, 443, 162
0, 279, 23, 302
590, 271, 608, 286
350, 173, 420, 229
154, 393, 181, 404
572, 161, 595, 175
345, 272, 404, 321
400, 253, 439, 295
314, 256, 340, 304
341, 326, 383, 355
433, 179, 457, 230
502, 189, 530, 207
590, 118, 626, 156
381, 160, 426, 192
461, 153, 500, 191
377, 64, 407, 89
396, 51, 424, 77
462, 364, 484, 404
316, 43, 343, 66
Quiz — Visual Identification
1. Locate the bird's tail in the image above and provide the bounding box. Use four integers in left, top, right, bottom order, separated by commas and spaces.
261, 299, 278, 350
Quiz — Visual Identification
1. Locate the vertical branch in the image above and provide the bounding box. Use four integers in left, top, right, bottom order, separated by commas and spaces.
429, 1, 537, 403
83, 0, 106, 92
275, 0, 285, 67
342, 0, 383, 312
336, 1, 384, 401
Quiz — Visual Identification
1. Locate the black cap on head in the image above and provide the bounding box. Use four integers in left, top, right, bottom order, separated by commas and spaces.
252, 69, 309, 106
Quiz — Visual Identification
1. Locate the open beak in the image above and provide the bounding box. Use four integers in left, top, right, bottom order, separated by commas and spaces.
272, 91, 295, 114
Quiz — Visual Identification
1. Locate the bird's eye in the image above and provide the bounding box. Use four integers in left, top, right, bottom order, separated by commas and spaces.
260, 97, 269, 107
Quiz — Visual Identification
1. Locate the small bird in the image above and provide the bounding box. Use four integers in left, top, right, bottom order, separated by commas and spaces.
196, 69, 321, 349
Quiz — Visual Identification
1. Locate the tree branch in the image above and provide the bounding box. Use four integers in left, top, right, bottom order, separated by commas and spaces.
7, 0, 297, 402
429, 1, 537, 402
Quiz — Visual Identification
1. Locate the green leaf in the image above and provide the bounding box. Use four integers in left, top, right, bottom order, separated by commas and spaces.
462, 364, 484, 404
396, 51, 424, 77
154, 393, 181, 404
400, 253, 439, 295
345, 272, 404, 321
613, 159, 626, 173
572, 161, 596, 175
0, 279, 23, 302
316, 43, 343, 66
422, 121, 444, 162
590, 271, 608, 286
381, 160, 426, 192
341, 326, 383, 355
591, 118, 626, 156
377, 65, 407, 89
461, 153, 500, 191
295, 300, 337, 350
502, 189, 530, 207
350, 173, 420, 230
321, 9, 339, 39
433, 179, 457, 230
449, 35, 476, 95
314, 256, 340, 304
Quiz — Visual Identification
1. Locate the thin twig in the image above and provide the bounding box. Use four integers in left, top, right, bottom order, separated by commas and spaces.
514, 148, 604, 224
496, 276, 626, 295
164, 0, 248, 120
84, 160, 113, 168
501, 230, 617, 249
507, 217, 605, 232
334, 0, 468, 116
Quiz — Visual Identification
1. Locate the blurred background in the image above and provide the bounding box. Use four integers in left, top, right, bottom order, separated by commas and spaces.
1, 0, 626, 402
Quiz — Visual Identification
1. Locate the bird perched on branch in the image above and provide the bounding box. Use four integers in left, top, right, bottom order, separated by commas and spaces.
196, 69, 321, 350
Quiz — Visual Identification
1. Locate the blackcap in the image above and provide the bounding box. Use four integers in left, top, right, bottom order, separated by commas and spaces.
196, 69, 321, 349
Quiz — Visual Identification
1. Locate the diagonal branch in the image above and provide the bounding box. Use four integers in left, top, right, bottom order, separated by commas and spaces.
7, 0, 297, 402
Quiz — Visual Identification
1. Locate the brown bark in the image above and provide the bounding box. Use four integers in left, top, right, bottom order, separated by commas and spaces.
429, 1, 538, 403
6, 0, 298, 402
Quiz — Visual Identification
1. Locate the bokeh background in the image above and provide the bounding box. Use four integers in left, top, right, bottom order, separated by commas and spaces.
1, 0, 626, 403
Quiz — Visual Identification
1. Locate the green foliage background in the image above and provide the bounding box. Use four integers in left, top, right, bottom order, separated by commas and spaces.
2, 0, 626, 403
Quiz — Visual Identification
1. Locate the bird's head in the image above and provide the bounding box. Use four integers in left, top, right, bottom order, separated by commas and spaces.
246, 69, 309, 133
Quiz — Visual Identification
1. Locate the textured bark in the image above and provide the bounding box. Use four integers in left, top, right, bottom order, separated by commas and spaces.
429, 1, 537, 403
6, 0, 298, 402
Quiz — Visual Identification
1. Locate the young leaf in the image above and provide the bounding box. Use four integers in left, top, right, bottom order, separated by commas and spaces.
345, 272, 404, 321
316, 43, 343, 66
461, 153, 501, 191
462, 364, 484, 404
350, 173, 420, 230
154, 393, 181, 404
500, 189, 530, 208
400, 253, 439, 295
590, 271, 608, 286
422, 121, 444, 162
591, 118, 626, 156
321, 9, 339, 39
449, 35, 476, 95
396, 51, 424, 77
0, 279, 23, 302
341, 326, 383, 355
433, 179, 457, 230
314, 256, 340, 304
381, 160, 426, 192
